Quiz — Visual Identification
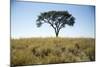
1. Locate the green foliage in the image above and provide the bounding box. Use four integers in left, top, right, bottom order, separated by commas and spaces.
11, 38, 95, 66
36, 11, 75, 37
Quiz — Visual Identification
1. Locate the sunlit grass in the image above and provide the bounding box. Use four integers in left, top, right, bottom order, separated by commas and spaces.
11, 37, 95, 66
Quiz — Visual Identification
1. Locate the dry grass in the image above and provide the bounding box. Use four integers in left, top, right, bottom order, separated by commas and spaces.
11, 37, 95, 66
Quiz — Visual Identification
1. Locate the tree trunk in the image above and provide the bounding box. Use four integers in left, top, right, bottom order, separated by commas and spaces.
54, 28, 60, 37
56, 30, 60, 37
56, 32, 58, 37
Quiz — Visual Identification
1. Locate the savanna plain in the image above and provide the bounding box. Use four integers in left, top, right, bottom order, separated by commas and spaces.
11, 37, 95, 66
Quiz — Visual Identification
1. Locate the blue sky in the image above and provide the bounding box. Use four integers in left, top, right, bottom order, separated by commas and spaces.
11, 0, 95, 38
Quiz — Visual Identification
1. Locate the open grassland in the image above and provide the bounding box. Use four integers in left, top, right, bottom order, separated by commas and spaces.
11, 38, 95, 66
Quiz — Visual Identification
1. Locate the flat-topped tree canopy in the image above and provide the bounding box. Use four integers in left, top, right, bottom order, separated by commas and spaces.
36, 10, 75, 37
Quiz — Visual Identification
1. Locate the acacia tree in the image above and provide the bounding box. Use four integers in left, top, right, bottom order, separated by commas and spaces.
36, 11, 75, 37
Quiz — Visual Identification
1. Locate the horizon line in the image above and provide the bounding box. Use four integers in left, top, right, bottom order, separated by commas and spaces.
11, 36, 95, 39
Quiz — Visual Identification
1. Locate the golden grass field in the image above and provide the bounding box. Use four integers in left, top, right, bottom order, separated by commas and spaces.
11, 37, 95, 66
